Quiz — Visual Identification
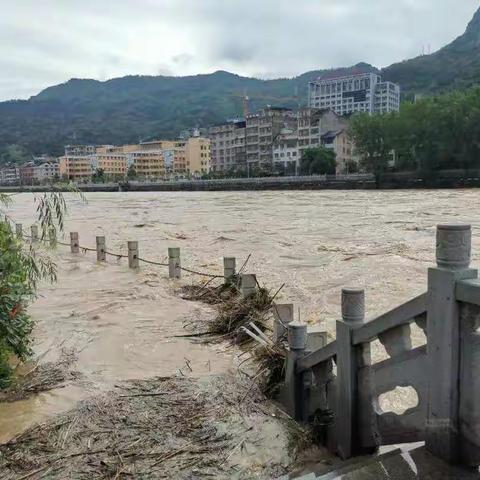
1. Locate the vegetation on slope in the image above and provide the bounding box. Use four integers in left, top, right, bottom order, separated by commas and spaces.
383, 6, 480, 95
349, 86, 480, 175
0, 65, 377, 158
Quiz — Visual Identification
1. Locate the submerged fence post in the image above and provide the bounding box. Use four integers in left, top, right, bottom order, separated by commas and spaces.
223, 257, 236, 283
336, 288, 366, 459
128, 241, 139, 269
48, 227, 56, 248
31, 225, 39, 243
168, 247, 181, 279
273, 304, 294, 342
96, 236, 106, 262
240, 274, 257, 298
15, 223, 22, 239
70, 232, 79, 254
426, 224, 477, 463
286, 321, 308, 421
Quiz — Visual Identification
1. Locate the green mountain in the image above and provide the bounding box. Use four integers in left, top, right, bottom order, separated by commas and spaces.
382, 6, 480, 94
0, 64, 377, 156
0, 6, 479, 157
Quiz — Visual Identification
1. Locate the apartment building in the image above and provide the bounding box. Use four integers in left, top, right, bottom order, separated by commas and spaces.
245, 107, 297, 169
138, 140, 176, 151
93, 145, 131, 178
126, 151, 165, 179
185, 137, 210, 176
321, 130, 358, 174
271, 108, 360, 174
208, 120, 246, 172
272, 129, 299, 173
34, 160, 59, 183
173, 148, 187, 175
298, 108, 349, 157
64, 145, 96, 156
308, 73, 400, 115
0, 166, 20, 185
19, 162, 35, 185
59, 156, 93, 182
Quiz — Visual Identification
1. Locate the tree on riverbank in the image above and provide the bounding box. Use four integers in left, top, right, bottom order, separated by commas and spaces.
300, 147, 336, 175
349, 86, 480, 175
0, 192, 73, 387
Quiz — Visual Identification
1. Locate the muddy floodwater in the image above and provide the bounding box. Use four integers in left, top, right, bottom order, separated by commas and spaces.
1, 189, 479, 443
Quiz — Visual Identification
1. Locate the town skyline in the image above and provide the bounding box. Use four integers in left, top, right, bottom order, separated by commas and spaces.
0, 0, 477, 101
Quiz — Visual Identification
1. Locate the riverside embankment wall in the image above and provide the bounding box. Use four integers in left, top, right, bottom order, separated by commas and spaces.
1, 170, 480, 192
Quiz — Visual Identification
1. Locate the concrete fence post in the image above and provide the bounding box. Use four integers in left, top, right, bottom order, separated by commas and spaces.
70, 232, 79, 254
128, 241, 139, 269
223, 257, 236, 283
15, 223, 22, 239
240, 274, 257, 298
96, 236, 106, 262
168, 247, 181, 279
30, 225, 39, 243
273, 303, 294, 342
426, 224, 477, 463
336, 288, 366, 459
285, 321, 308, 421
48, 227, 56, 248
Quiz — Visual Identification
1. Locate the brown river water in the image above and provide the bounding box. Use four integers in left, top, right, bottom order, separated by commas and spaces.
1, 189, 479, 443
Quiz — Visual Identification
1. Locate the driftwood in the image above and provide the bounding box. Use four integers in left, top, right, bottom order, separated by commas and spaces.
0, 374, 315, 479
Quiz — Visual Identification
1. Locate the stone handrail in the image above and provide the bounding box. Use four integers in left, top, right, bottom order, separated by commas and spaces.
352, 292, 427, 345
296, 340, 337, 373
280, 223, 480, 468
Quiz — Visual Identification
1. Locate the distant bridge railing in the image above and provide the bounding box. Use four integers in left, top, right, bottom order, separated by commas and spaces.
279, 224, 480, 467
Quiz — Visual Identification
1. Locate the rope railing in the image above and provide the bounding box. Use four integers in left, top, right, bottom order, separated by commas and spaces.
136, 257, 169, 267
5, 217, 248, 282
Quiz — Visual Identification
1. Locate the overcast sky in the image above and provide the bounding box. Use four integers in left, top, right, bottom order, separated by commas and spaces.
0, 0, 478, 101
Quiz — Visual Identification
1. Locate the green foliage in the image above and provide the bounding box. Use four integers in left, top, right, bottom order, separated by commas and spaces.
0, 222, 35, 386
0, 191, 76, 388
383, 7, 480, 95
348, 114, 393, 175
300, 147, 336, 175
92, 168, 106, 183
127, 165, 137, 180
0, 145, 31, 165
349, 86, 480, 176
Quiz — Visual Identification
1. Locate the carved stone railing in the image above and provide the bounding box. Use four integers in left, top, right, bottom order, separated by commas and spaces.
280, 223, 480, 468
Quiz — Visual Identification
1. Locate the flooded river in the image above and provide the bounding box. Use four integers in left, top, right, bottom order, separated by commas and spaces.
1, 189, 479, 442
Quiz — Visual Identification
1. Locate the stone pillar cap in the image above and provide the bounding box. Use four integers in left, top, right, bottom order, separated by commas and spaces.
437, 224, 471, 231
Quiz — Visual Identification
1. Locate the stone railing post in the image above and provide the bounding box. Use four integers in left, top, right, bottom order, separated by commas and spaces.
223, 257, 236, 283
48, 227, 56, 248
96, 236, 106, 262
168, 247, 181, 279
336, 288, 367, 459
30, 225, 39, 243
240, 274, 256, 298
128, 241, 139, 269
15, 223, 22, 239
426, 224, 477, 463
70, 232, 79, 253
286, 321, 308, 421
273, 304, 294, 342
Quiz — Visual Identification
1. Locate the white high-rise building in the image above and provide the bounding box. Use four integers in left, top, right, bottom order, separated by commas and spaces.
308, 73, 400, 115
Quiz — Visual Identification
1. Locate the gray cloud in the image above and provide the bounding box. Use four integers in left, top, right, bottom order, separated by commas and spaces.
0, 0, 478, 100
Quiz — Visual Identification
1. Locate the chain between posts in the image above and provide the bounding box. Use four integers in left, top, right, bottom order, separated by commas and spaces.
136, 257, 169, 267
17, 228, 226, 280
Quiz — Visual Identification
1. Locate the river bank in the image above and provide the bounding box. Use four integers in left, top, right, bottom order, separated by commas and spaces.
1, 169, 480, 192
0, 373, 330, 479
